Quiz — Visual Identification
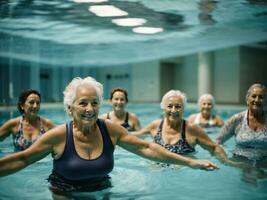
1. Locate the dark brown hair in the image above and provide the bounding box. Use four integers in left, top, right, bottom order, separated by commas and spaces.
110, 88, 128, 103
17, 89, 41, 114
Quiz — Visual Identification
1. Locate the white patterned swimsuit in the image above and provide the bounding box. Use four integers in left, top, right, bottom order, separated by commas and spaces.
217, 110, 267, 161
193, 113, 217, 127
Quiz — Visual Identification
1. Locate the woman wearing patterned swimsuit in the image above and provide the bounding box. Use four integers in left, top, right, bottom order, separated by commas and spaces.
216, 84, 267, 184
0, 77, 218, 198
133, 90, 237, 165
101, 88, 141, 132
187, 93, 224, 128
0, 89, 55, 150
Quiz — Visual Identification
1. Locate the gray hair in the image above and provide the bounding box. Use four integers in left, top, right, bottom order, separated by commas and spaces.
246, 83, 267, 102
63, 77, 103, 114
160, 90, 187, 109
198, 93, 215, 107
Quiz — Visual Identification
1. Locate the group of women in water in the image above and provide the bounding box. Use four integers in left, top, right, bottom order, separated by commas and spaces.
0, 77, 266, 198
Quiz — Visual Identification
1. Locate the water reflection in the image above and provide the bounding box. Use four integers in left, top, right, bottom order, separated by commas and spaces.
198, 0, 217, 25
0, 0, 266, 66
0, 0, 186, 34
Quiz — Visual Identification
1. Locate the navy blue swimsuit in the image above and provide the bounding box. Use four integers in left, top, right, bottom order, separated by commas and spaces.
48, 119, 114, 193
154, 120, 195, 155
107, 112, 135, 131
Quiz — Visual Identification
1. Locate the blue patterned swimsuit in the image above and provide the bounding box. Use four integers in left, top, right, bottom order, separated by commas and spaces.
154, 119, 195, 155
13, 117, 45, 151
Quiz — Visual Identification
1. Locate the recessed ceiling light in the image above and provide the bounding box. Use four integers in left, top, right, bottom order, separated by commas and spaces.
112, 18, 147, 27
89, 5, 128, 17
73, 0, 108, 3
133, 27, 163, 34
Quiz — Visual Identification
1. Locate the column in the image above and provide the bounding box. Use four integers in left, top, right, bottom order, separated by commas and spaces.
198, 51, 213, 96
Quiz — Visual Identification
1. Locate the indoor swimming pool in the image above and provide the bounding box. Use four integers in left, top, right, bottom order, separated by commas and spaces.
0, 103, 266, 200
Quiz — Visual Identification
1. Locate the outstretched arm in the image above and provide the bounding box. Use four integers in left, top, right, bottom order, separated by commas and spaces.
131, 113, 141, 131
0, 118, 18, 142
216, 113, 242, 144
131, 120, 158, 136
113, 124, 218, 171
192, 124, 230, 163
42, 117, 56, 131
0, 125, 65, 177
194, 124, 250, 169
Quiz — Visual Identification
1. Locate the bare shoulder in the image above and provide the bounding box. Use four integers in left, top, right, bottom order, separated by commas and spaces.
99, 113, 108, 119
186, 121, 205, 136
128, 112, 141, 125
4, 117, 21, 127
214, 115, 224, 126
43, 124, 67, 142
151, 119, 162, 125
149, 119, 162, 132
41, 117, 55, 129
102, 119, 127, 145
187, 113, 197, 122
128, 112, 139, 120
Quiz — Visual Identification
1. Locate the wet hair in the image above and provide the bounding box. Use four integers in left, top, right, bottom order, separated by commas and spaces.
246, 83, 267, 102
160, 90, 187, 109
63, 77, 103, 114
17, 89, 41, 114
110, 88, 128, 103
198, 93, 215, 107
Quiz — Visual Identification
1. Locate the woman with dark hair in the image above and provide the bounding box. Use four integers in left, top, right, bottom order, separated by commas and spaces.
0, 89, 55, 150
101, 87, 141, 131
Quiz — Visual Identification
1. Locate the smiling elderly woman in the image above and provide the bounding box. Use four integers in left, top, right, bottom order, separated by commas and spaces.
132, 90, 235, 165
0, 77, 218, 197
216, 83, 267, 164
187, 93, 224, 128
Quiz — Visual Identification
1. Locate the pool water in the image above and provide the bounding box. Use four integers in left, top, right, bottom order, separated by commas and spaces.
0, 103, 267, 200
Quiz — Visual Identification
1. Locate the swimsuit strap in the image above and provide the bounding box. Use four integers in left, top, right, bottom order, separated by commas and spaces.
247, 110, 250, 126
157, 119, 164, 136
124, 112, 129, 124
107, 112, 110, 120
181, 120, 186, 140
39, 117, 46, 135
17, 117, 23, 133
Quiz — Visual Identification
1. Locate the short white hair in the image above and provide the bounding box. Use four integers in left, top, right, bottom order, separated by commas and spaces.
160, 90, 187, 109
63, 76, 103, 114
198, 94, 215, 107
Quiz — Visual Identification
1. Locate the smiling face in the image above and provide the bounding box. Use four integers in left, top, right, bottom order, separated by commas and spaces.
110, 91, 127, 112
70, 85, 100, 127
199, 98, 213, 116
21, 93, 41, 117
246, 86, 267, 112
163, 96, 184, 122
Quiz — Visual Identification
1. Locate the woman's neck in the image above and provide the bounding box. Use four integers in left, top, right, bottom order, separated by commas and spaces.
201, 112, 211, 120
73, 121, 97, 136
113, 110, 126, 119
249, 109, 265, 121
166, 118, 183, 130
23, 114, 39, 124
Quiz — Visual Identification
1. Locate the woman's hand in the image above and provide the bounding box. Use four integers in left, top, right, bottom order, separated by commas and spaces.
189, 159, 219, 171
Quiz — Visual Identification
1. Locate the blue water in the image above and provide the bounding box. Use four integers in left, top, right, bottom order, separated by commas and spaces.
0, 103, 267, 200
0, 0, 266, 66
